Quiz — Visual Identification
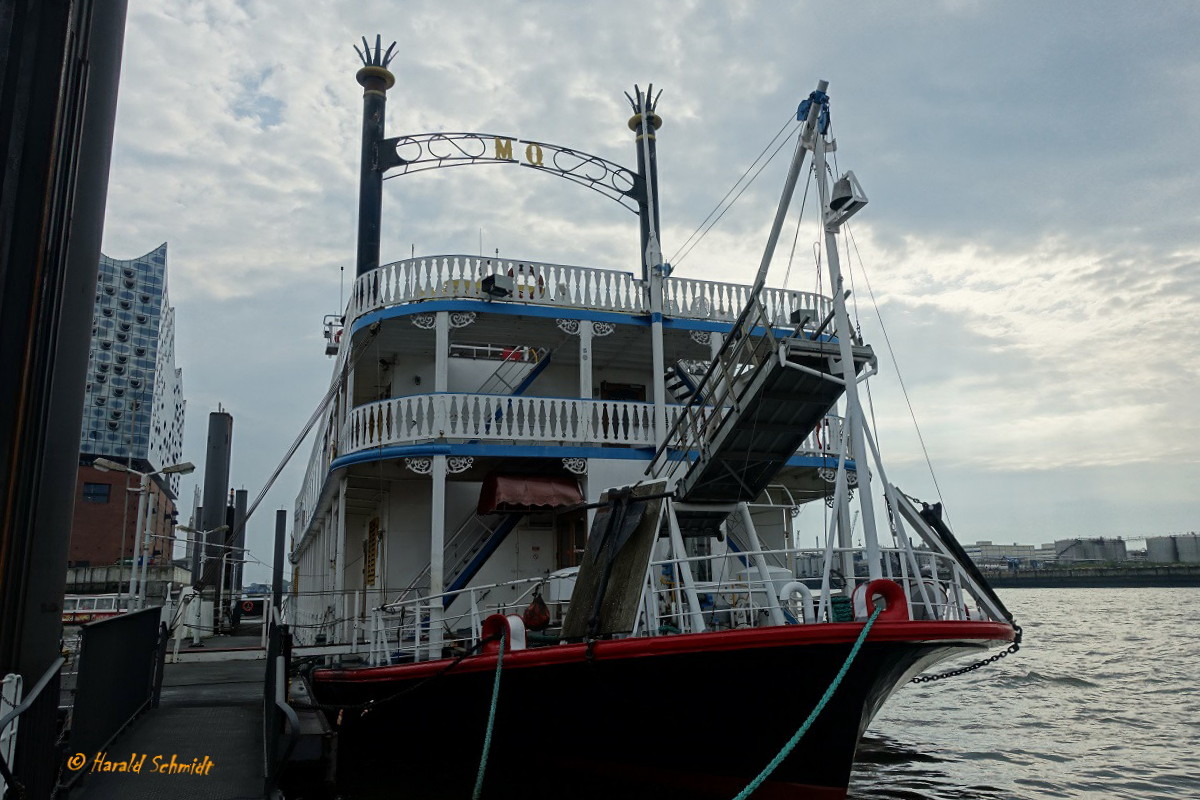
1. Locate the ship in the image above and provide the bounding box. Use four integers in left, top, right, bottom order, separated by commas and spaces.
289, 37, 1020, 800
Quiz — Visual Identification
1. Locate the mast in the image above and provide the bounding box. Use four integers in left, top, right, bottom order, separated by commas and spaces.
810, 93, 884, 582
354, 35, 397, 278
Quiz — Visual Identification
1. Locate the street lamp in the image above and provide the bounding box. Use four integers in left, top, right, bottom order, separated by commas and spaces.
93, 457, 195, 609
170, 524, 230, 645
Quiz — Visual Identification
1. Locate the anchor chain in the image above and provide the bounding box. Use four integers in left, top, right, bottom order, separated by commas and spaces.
909, 623, 1022, 684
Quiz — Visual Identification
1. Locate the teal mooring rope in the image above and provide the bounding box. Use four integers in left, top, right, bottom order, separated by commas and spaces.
731, 604, 884, 800
472, 631, 507, 800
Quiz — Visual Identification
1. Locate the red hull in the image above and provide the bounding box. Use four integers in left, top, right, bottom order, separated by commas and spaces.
312, 620, 1014, 799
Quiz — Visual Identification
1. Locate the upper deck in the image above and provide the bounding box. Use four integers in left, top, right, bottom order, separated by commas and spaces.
345, 255, 831, 334
295, 254, 848, 539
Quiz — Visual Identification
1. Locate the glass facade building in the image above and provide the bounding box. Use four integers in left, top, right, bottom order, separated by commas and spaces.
80, 242, 186, 494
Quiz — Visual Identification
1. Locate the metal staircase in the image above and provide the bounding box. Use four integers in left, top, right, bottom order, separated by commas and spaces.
474, 346, 550, 395
395, 509, 524, 608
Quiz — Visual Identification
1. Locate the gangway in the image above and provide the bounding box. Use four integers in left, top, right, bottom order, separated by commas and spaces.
651, 298, 874, 538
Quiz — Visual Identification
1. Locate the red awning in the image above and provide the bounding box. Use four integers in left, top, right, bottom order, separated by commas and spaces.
477, 473, 583, 515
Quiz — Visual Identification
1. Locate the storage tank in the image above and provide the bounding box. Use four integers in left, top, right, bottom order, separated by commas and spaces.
1055, 537, 1128, 562
1146, 536, 1179, 563
1147, 537, 1176, 563
1176, 533, 1200, 564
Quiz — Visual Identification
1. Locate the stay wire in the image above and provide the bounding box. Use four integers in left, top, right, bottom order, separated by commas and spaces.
843, 223, 948, 516
670, 111, 798, 268
780, 164, 814, 292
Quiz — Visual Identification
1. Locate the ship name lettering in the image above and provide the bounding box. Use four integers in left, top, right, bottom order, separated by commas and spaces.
494, 137, 514, 161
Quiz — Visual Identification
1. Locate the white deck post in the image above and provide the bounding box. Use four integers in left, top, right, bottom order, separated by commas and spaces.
334, 476, 347, 641
650, 268, 668, 445
434, 312, 449, 392
738, 503, 787, 626
664, 502, 706, 633
429, 454, 447, 658
579, 321, 593, 401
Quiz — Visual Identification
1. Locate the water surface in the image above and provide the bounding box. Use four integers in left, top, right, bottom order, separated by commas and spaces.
849, 588, 1200, 799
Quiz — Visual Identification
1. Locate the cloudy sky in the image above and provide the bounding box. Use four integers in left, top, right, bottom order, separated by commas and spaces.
100, 1, 1200, 581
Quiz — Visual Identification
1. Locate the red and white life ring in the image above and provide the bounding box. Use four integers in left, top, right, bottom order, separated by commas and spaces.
507, 265, 546, 299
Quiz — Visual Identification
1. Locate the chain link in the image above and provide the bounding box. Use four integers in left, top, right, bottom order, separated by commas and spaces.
909, 623, 1022, 684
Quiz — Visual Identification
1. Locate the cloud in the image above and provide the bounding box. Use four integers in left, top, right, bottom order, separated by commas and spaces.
100, 1, 1200, 580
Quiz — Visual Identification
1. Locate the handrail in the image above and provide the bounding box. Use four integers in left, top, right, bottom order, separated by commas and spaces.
0, 657, 65, 794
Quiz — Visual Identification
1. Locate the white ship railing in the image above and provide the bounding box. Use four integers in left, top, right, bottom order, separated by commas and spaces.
362, 545, 976, 664
347, 255, 832, 328
293, 397, 846, 538
339, 393, 845, 458
663, 274, 829, 329
350, 256, 645, 319
342, 393, 669, 451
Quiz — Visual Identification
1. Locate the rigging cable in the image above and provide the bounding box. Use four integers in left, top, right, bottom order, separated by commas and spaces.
730, 604, 884, 800
843, 222, 949, 518
780, 164, 815, 292
668, 111, 797, 268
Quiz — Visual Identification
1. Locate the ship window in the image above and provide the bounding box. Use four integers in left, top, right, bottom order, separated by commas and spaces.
78, 598, 97, 610
82, 482, 111, 503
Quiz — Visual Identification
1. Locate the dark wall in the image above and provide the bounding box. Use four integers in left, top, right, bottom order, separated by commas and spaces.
0, 1, 129, 795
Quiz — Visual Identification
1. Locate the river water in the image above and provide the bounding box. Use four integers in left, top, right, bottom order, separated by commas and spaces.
848, 588, 1200, 799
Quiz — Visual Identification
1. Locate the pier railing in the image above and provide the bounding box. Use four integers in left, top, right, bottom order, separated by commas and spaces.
347, 254, 831, 328
63, 608, 167, 790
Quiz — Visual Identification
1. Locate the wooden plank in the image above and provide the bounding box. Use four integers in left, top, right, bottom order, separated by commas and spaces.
560, 482, 666, 640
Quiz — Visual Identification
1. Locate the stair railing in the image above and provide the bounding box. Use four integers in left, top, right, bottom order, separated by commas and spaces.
648, 295, 778, 478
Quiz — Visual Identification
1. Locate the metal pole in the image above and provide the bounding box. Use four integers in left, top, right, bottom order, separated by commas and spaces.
749, 80, 827, 294
273, 510, 286, 618
127, 473, 149, 604
812, 128, 883, 581
136, 491, 157, 609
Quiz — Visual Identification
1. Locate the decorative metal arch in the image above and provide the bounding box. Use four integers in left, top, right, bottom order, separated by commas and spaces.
377, 132, 645, 214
